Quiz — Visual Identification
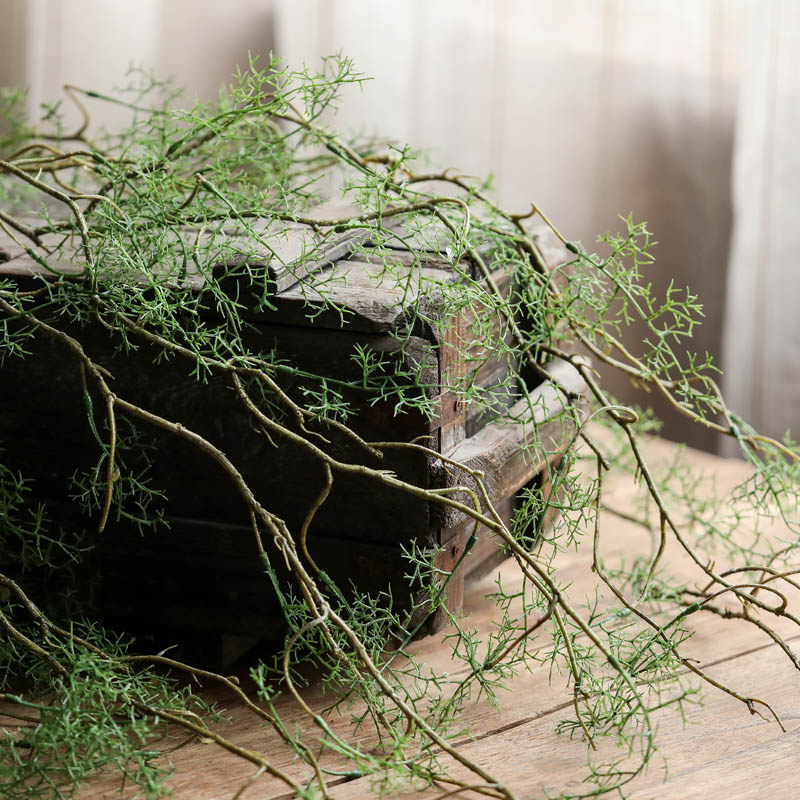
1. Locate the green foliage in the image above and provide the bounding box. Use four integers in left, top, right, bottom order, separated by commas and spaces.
0, 617, 214, 799
0, 55, 797, 800
0, 462, 53, 571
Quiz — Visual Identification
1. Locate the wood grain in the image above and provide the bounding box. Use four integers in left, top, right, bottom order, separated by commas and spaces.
433, 358, 586, 529
1, 218, 583, 650
65, 435, 800, 799
329, 644, 800, 800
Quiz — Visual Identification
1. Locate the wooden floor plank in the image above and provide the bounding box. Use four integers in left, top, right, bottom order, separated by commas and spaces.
59, 437, 800, 798
329, 642, 800, 800
629, 725, 800, 800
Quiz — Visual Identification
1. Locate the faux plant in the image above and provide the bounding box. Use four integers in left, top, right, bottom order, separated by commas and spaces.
0, 56, 798, 799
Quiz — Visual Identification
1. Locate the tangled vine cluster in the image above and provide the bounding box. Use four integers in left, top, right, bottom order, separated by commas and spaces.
0, 56, 798, 799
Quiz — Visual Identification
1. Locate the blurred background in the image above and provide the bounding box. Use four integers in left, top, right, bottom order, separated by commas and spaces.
1, 0, 797, 455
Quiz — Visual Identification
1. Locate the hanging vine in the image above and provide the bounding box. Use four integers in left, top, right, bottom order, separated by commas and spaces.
0, 56, 798, 799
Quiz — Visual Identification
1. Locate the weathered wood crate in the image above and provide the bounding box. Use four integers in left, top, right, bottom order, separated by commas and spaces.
0, 218, 583, 663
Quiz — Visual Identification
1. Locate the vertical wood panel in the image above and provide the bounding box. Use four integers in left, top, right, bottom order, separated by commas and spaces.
750, 2, 779, 425
10, 1, 275, 132
14, 0, 160, 130
158, 0, 274, 100
498, 0, 609, 226
296, 0, 419, 143
413, 0, 496, 180
0, 0, 29, 90
488, 0, 510, 191
592, 0, 618, 230
722, 0, 800, 451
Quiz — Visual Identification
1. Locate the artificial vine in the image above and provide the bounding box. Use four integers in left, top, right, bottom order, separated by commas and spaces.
0, 56, 798, 799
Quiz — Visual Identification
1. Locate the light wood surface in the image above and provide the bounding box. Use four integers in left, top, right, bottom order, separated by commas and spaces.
77, 437, 800, 798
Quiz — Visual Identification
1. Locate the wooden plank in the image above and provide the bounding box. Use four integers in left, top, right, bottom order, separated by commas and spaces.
21, 634, 800, 800
628, 716, 800, 800
328, 643, 800, 800
0, 226, 28, 263
438, 306, 469, 452
0, 242, 82, 281
432, 358, 586, 528
67, 436, 800, 799
263, 257, 462, 334
240, 199, 367, 293
459, 494, 516, 584
433, 493, 515, 625
354, 246, 455, 271
431, 525, 469, 626
0, 322, 439, 537
0, 201, 366, 294
463, 334, 518, 436
532, 224, 571, 272
0, 225, 366, 292
437, 267, 515, 448
0, 218, 567, 334
96, 514, 439, 647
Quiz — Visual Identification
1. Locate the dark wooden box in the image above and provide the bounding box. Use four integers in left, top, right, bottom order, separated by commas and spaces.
0, 221, 582, 661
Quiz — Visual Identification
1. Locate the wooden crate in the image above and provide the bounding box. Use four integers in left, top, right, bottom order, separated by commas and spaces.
0, 220, 583, 663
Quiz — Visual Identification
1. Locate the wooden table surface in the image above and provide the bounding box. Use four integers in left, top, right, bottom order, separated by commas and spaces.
82, 437, 800, 799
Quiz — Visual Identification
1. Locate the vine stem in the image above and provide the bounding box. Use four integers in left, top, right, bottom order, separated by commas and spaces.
1, 68, 798, 800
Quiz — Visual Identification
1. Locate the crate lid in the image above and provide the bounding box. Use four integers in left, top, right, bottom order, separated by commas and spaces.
0, 203, 565, 338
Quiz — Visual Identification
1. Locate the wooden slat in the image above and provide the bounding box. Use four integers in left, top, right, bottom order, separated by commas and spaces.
264, 257, 462, 333
330, 643, 800, 800
96, 514, 439, 648
0, 322, 439, 537
438, 306, 469, 452
432, 358, 586, 528
354, 246, 455, 271
0, 227, 83, 279
208, 208, 369, 294
628, 715, 800, 800
0, 202, 367, 295
67, 436, 800, 800
0, 227, 28, 263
